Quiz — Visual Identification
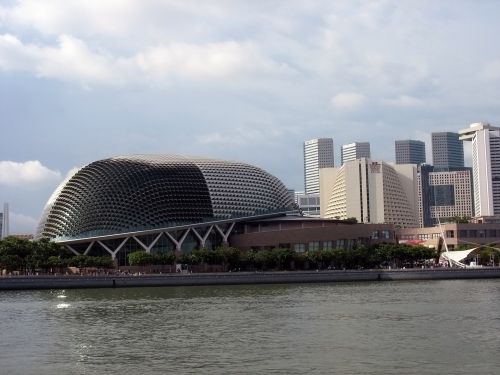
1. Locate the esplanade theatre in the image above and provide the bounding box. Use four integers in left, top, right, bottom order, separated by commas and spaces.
36, 155, 395, 265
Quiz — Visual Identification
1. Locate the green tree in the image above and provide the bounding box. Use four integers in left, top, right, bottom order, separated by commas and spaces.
0, 236, 34, 273
127, 251, 155, 266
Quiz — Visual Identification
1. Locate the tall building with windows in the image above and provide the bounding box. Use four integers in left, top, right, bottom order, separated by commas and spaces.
459, 122, 500, 218
340, 142, 371, 165
395, 140, 426, 165
303, 138, 334, 194
1, 203, 9, 238
319, 158, 419, 228
294, 191, 320, 217
432, 132, 464, 169
417, 166, 473, 227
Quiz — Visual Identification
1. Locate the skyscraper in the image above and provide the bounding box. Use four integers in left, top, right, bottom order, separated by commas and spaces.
340, 142, 371, 165
417, 165, 473, 227
1, 203, 9, 238
432, 132, 464, 169
320, 158, 419, 227
304, 138, 334, 194
459, 122, 500, 217
395, 140, 426, 165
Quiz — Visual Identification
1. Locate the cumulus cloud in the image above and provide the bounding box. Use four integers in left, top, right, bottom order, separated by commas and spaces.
330, 92, 366, 110
0, 34, 291, 86
0, 0, 144, 37
0, 160, 61, 187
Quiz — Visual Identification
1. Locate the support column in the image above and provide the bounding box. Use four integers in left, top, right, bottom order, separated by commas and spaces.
214, 222, 235, 247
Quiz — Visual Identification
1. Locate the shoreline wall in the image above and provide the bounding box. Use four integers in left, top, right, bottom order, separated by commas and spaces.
1, 268, 500, 290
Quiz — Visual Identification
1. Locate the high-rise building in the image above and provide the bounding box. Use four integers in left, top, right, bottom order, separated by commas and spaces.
294, 191, 321, 217
319, 158, 419, 228
459, 122, 500, 217
417, 166, 473, 227
395, 140, 426, 165
1, 203, 9, 238
340, 142, 371, 165
303, 138, 334, 194
432, 132, 464, 169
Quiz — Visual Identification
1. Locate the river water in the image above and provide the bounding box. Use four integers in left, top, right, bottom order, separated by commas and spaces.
0, 280, 498, 374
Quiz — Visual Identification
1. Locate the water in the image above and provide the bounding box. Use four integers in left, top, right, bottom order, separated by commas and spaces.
0, 280, 499, 374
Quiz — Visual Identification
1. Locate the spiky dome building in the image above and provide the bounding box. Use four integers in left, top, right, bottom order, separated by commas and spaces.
36, 155, 295, 241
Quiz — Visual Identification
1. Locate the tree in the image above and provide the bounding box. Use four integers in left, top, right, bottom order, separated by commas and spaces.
127, 251, 154, 266
0, 236, 34, 273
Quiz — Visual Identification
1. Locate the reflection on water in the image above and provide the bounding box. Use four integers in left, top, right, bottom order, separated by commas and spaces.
0, 280, 499, 374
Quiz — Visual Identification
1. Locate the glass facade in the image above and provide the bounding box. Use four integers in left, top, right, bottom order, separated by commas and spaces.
37, 155, 295, 240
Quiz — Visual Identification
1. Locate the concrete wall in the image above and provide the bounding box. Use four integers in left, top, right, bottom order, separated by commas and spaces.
1, 268, 499, 290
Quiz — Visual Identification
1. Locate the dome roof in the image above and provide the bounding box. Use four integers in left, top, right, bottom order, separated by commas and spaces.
36, 155, 294, 239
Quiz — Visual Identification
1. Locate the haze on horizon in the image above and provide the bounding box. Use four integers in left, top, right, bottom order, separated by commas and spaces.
1, 0, 500, 234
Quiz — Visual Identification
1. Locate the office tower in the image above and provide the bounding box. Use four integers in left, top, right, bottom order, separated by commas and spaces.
320, 158, 419, 228
432, 132, 464, 169
303, 138, 334, 194
417, 166, 473, 227
294, 192, 320, 217
1, 203, 9, 238
459, 122, 500, 217
395, 140, 426, 164
340, 142, 371, 165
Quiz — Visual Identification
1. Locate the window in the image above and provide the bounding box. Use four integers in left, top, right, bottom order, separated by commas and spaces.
308, 241, 320, 251
294, 243, 305, 252
323, 241, 333, 250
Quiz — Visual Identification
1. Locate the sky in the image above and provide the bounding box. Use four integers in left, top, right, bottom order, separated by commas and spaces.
1, 0, 500, 234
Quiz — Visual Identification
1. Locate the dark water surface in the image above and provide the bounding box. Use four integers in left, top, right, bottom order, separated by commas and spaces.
0, 280, 499, 374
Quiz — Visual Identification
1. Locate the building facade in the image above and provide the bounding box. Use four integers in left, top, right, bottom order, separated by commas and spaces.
36, 155, 296, 265
1, 203, 8, 239
319, 158, 419, 227
459, 122, 500, 217
230, 217, 396, 251
398, 223, 500, 250
303, 138, 335, 194
340, 142, 371, 165
432, 132, 464, 169
294, 192, 320, 217
417, 166, 473, 227
395, 139, 426, 165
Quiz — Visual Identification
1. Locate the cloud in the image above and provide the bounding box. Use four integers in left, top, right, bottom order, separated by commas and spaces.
330, 92, 366, 110
482, 60, 500, 80
197, 124, 283, 146
0, 33, 291, 86
381, 95, 424, 108
9, 212, 38, 234
0, 0, 144, 37
0, 160, 61, 187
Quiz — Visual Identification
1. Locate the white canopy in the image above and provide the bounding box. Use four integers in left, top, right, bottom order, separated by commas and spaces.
441, 248, 479, 263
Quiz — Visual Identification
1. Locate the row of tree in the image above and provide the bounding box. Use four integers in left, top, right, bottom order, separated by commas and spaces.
5, 235, 497, 274
127, 244, 438, 271
0, 237, 113, 273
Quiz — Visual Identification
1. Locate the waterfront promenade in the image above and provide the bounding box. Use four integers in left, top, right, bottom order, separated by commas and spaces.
1, 267, 499, 290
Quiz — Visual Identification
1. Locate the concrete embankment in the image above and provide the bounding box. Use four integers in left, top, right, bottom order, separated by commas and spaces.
1, 268, 500, 290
